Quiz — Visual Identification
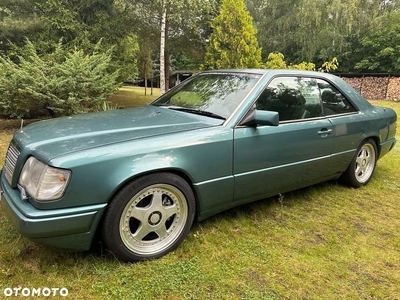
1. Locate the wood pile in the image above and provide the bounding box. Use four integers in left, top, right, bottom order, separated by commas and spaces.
342, 77, 362, 93
340, 75, 400, 100
387, 77, 400, 101
360, 77, 389, 100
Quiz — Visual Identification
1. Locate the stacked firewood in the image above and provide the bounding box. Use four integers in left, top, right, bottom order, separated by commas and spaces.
341, 75, 400, 100
342, 77, 362, 93
387, 77, 400, 101
360, 77, 389, 100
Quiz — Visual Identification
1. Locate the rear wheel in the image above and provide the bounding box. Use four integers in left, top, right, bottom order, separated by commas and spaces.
341, 139, 377, 188
102, 173, 195, 262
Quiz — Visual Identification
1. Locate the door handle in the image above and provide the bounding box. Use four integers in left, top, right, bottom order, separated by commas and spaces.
318, 128, 333, 136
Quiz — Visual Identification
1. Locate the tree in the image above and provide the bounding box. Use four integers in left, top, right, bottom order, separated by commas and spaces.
159, 0, 220, 92
265, 52, 287, 69
128, 0, 219, 93
202, 0, 261, 70
138, 40, 153, 95
0, 0, 139, 81
0, 40, 120, 118
353, 10, 400, 72
0, 0, 46, 55
245, 0, 399, 72
160, 1, 168, 93
264, 51, 338, 72
163, 0, 220, 70
245, 0, 299, 64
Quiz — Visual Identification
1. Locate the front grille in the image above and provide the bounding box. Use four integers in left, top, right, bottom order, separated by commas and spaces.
4, 141, 20, 185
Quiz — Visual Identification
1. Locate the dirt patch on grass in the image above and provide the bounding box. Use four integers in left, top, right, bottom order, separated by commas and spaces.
0, 119, 41, 131
0, 119, 22, 131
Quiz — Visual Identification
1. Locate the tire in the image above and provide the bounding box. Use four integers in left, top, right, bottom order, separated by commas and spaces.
341, 139, 377, 188
102, 172, 195, 262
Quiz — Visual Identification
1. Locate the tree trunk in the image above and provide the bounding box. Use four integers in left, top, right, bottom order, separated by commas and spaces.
160, 1, 167, 94
144, 74, 148, 96
165, 51, 169, 91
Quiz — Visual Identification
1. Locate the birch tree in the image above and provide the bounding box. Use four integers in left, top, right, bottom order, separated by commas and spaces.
160, 1, 167, 94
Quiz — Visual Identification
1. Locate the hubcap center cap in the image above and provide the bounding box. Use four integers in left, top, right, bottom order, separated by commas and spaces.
148, 211, 162, 225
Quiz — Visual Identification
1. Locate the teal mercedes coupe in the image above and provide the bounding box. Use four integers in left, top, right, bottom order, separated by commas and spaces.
0, 69, 397, 262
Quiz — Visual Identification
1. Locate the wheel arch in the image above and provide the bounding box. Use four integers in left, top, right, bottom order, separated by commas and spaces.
92, 168, 201, 246
360, 135, 381, 158
340, 135, 379, 188
98, 170, 198, 261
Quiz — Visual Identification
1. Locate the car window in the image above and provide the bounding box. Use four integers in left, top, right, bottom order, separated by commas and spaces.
152, 73, 261, 119
317, 79, 356, 115
256, 77, 322, 121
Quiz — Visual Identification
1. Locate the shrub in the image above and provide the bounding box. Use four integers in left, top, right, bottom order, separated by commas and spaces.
0, 40, 121, 118
264, 51, 338, 72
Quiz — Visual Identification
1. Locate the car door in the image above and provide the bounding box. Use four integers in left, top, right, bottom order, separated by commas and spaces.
233, 76, 336, 204
318, 78, 360, 173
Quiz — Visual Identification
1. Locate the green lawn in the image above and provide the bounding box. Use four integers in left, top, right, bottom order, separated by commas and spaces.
0, 95, 399, 299
107, 85, 160, 108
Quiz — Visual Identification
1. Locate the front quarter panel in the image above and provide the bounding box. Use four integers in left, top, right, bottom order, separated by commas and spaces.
37, 126, 234, 215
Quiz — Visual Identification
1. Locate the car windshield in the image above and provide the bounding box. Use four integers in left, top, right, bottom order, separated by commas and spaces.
151, 72, 261, 119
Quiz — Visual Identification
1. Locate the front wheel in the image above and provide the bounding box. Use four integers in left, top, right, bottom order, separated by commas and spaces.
102, 173, 196, 262
341, 139, 377, 188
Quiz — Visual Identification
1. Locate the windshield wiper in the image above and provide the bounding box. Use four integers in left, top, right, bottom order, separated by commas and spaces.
165, 106, 226, 120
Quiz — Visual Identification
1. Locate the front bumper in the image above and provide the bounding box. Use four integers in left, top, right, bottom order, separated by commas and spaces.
0, 170, 107, 251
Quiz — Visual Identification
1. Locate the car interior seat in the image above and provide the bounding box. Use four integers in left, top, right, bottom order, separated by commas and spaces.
279, 88, 310, 121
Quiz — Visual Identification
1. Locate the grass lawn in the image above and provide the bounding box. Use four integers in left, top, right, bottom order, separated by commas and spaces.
107, 85, 160, 108
0, 93, 399, 299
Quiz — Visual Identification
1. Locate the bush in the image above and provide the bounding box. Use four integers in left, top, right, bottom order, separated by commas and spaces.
0, 40, 121, 118
264, 52, 338, 72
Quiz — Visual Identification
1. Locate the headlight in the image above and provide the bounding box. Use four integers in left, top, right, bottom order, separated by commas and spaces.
19, 157, 71, 201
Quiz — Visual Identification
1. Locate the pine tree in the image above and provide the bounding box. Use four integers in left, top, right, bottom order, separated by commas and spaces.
202, 0, 262, 70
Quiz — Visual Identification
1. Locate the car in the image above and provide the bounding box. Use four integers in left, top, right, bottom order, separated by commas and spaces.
0, 69, 397, 262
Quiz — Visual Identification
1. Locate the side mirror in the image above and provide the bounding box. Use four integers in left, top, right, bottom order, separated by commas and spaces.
240, 108, 279, 126
254, 110, 279, 126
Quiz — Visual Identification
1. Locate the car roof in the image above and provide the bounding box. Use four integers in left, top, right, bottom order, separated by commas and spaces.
200, 69, 270, 75
200, 69, 340, 79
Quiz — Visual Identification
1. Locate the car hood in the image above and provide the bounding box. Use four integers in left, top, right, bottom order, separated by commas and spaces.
13, 105, 222, 161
